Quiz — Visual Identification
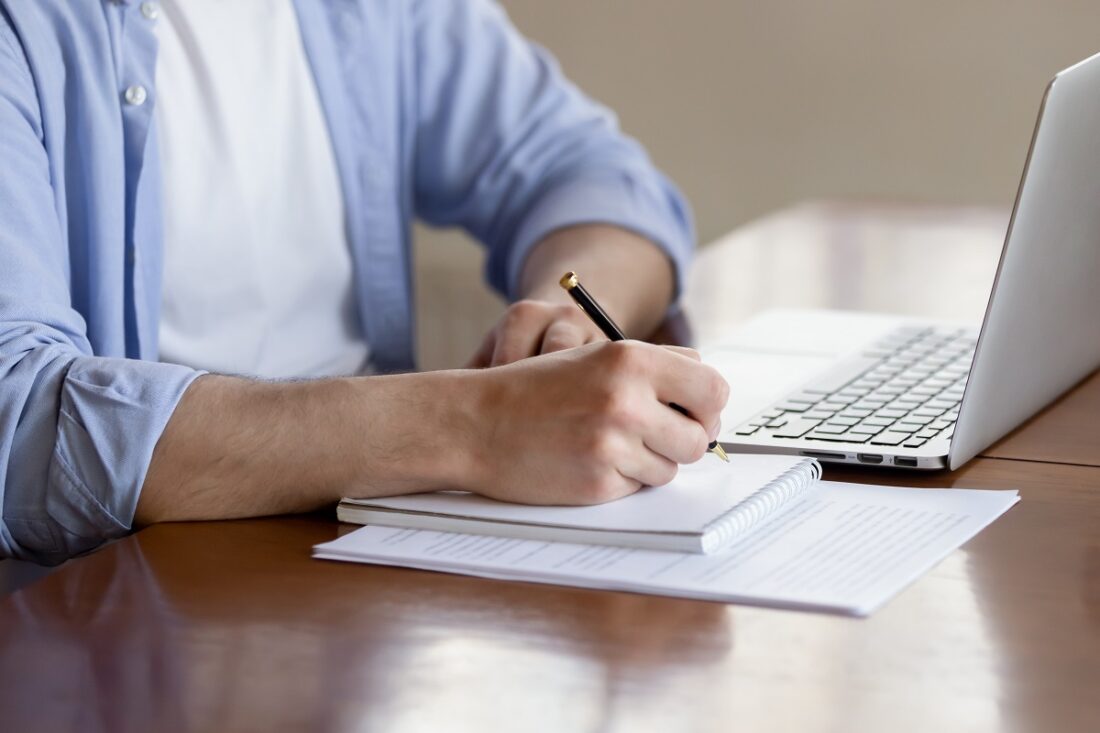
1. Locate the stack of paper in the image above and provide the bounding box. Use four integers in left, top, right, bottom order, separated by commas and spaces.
315, 481, 1018, 616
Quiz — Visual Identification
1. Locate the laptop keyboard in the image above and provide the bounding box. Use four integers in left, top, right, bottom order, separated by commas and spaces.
734, 326, 977, 448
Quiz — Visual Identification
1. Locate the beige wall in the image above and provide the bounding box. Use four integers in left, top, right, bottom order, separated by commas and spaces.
415, 1, 1100, 369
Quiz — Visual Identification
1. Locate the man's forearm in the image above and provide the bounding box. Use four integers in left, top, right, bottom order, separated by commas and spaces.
135, 371, 479, 525
518, 224, 677, 339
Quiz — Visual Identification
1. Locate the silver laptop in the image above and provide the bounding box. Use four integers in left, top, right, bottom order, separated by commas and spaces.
712, 52, 1100, 471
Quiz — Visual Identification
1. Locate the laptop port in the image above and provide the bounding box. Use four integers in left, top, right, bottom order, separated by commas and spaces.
894, 457, 919, 468
857, 454, 884, 464
800, 450, 845, 461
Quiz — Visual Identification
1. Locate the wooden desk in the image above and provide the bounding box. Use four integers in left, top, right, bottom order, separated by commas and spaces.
3, 203, 1098, 733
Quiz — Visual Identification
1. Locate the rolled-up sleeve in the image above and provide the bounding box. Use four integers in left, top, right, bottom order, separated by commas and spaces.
0, 19, 202, 564
409, 0, 695, 300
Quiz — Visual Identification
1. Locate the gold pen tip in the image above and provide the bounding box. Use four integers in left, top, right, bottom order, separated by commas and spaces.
711, 443, 730, 462
559, 271, 579, 290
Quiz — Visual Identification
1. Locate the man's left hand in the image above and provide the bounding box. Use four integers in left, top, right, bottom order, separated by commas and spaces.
467, 299, 606, 367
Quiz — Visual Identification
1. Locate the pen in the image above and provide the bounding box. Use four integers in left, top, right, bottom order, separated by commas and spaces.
559, 271, 730, 463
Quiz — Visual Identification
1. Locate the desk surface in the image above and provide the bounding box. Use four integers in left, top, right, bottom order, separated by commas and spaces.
3, 202, 1099, 733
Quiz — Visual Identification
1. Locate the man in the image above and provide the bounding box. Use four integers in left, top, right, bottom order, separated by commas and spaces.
0, 0, 729, 565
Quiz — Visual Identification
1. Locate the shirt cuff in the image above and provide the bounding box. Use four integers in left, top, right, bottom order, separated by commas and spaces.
494, 173, 696, 302
46, 357, 205, 558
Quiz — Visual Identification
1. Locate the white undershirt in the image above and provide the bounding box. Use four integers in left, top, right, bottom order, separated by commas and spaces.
154, 0, 370, 378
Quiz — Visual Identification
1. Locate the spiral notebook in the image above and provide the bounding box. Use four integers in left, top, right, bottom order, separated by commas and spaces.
337, 454, 820, 554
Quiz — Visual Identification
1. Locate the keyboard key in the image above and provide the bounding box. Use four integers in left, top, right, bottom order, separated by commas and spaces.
848, 424, 885, 435
806, 430, 871, 443
886, 400, 922, 411
850, 379, 882, 390
761, 409, 783, 419
827, 416, 861, 427
869, 431, 911, 446
904, 438, 929, 448
827, 393, 858, 405
772, 418, 822, 438
875, 408, 907, 419
927, 399, 959, 410
896, 416, 934, 428
735, 425, 760, 436
796, 407, 827, 420
930, 419, 954, 430
766, 417, 789, 428
912, 406, 945, 417
839, 408, 873, 418
813, 423, 849, 434
916, 427, 942, 438
803, 409, 835, 420
818, 402, 848, 412
777, 401, 813, 413
863, 416, 896, 427
793, 393, 833, 404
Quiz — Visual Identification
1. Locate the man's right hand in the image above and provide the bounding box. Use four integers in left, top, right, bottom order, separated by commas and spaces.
137, 341, 729, 525
457, 340, 730, 505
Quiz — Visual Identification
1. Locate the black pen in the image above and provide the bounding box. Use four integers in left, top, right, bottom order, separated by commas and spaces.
559, 271, 730, 463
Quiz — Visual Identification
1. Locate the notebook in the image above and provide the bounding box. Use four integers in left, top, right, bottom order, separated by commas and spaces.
337, 454, 821, 554
316, 481, 1020, 616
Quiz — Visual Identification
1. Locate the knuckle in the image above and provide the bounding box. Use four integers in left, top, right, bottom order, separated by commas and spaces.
603, 340, 647, 373
588, 427, 622, 467
592, 386, 637, 429
506, 299, 540, 324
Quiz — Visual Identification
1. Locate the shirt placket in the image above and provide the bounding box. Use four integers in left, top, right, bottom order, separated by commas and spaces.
107, 0, 161, 359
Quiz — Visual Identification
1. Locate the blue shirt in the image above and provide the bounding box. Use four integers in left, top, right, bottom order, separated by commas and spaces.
0, 0, 693, 564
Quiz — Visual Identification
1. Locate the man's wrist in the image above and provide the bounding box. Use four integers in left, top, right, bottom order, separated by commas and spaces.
346, 370, 488, 496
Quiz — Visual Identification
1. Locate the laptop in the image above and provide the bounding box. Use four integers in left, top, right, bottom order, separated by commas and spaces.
709, 52, 1100, 471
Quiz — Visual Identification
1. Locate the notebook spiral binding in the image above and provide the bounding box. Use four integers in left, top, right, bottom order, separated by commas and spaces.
700, 459, 823, 553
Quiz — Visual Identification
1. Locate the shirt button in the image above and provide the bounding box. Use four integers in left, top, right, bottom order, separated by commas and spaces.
124, 85, 147, 106
140, 2, 159, 20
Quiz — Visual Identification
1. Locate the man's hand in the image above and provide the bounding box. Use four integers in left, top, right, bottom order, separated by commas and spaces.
137, 340, 728, 524
461, 340, 729, 504
469, 224, 678, 367
467, 299, 606, 367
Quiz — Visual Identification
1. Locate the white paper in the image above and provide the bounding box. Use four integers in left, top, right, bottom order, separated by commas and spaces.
316, 482, 1019, 617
